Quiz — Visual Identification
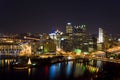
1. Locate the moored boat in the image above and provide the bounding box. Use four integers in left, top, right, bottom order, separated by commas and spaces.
11, 58, 33, 69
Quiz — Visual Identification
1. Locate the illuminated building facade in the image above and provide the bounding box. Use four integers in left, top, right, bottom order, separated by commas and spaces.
97, 28, 104, 50
49, 30, 63, 50
73, 25, 86, 33
0, 36, 32, 56
43, 38, 56, 53
72, 25, 88, 52
98, 28, 104, 43
51, 24, 88, 52
0, 37, 22, 56
61, 24, 97, 53
66, 23, 73, 34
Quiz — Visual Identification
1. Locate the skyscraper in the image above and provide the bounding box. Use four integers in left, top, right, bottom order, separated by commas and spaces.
98, 28, 104, 43
66, 23, 73, 34
97, 28, 104, 50
73, 24, 86, 34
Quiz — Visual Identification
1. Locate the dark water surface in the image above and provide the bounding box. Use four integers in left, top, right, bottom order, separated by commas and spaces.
0, 59, 120, 80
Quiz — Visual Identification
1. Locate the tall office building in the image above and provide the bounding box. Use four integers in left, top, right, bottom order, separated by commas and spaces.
98, 28, 104, 43
66, 23, 73, 34
97, 28, 104, 50
81, 25, 86, 32
49, 30, 63, 50
73, 24, 86, 34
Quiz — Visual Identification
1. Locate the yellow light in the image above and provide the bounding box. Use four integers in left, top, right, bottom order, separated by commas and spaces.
28, 58, 32, 65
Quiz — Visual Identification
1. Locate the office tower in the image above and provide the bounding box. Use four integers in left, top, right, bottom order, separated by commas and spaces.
66, 23, 73, 34
81, 25, 86, 32
97, 28, 104, 50
98, 28, 104, 43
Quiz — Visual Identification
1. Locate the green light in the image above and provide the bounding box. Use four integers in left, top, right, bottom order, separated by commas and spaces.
74, 49, 81, 54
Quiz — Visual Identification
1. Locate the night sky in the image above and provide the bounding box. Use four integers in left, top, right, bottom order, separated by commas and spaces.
0, 0, 120, 34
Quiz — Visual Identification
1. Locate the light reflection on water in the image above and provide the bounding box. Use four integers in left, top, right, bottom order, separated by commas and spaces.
74, 63, 86, 77
0, 59, 15, 68
28, 68, 31, 77
40, 61, 101, 80
49, 64, 57, 80
66, 61, 73, 78
1, 59, 120, 80
0, 59, 102, 79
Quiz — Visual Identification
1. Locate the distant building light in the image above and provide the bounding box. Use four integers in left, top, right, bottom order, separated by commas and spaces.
67, 23, 71, 25
60, 32, 63, 35
74, 49, 82, 54
6, 40, 13, 43
109, 39, 112, 41
40, 46, 43, 49
61, 38, 65, 41
118, 38, 120, 42
84, 43, 88, 45
84, 52, 89, 54
89, 42, 93, 44
24, 36, 26, 39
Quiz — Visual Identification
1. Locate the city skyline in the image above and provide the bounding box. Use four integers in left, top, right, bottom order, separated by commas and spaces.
0, 0, 120, 34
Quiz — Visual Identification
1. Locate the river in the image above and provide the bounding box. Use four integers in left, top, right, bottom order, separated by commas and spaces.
0, 59, 120, 80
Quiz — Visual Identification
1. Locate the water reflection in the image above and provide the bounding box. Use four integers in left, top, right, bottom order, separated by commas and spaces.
0, 59, 15, 68
74, 63, 86, 77
1, 59, 120, 80
49, 64, 56, 80
96, 60, 103, 71
66, 61, 73, 78
45, 65, 49, 76
86, 65, 99, 73
48, 61, 101, 80
49, 63, 62, 80
28, 68, 31, 77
